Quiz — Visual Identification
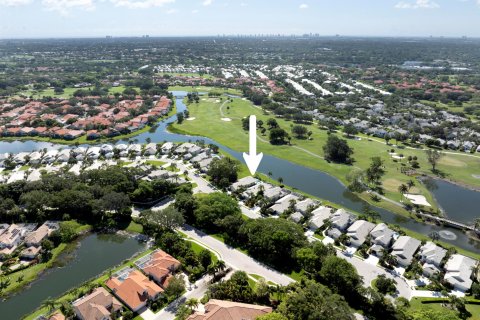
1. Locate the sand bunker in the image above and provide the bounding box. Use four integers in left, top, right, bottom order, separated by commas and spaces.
186, 117, 196, 121
405, 194, 431, 207
221, 118, 232, 122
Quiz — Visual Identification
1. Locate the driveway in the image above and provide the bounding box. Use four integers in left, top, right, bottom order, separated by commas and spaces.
180, 225, 294, 286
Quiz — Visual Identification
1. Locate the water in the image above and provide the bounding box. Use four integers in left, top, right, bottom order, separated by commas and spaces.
421, 177, 480, 225
0, 92, 479, 253
0, 234, 145, 320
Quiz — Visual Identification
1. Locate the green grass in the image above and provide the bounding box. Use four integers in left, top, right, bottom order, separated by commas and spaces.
145, 160, 166, 167
185, 240, 219, 263
168, 85, 242, 96
125, 221, 144, 234
158, 72, 214, 79
409, 297, 480, 320
169, 97, 480, 216
19, 165, 30, 171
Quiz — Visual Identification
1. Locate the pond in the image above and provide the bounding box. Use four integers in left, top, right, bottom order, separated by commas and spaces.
421, 177, 480, 225
0, 91, 479, 253
0, 234, 145, 320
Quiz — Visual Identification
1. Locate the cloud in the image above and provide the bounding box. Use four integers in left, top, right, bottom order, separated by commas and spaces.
42, 0, 95, 15
0, 0, 32, 6
299, 3, 308, 9
110, 0, 175, 9
240, 2, 247, 6
202, 0, 212, 6
166, 7, 176, 13
395, 0, 439, 9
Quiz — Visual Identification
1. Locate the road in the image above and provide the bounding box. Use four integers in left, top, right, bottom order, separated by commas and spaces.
181, 224, 295, 286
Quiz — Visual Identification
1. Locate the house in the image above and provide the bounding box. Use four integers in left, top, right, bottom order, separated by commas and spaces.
391, 236, 421, 267
230, 176, 258, 192
295, 198, 317, 214
139, 249, 181, 288
24, 224, 50, 247
20, 246, 42, 259
308, 206, 333, 230
289, 212, 304, 223
269, 194, 301, 215
48, 312, 66, 320
144, 143, 158, 156
346, 220, 376, 247
0, 224, 27, 256
106, 269, 163, 312
161, 142, 175, 154
369, 223, 396, 256
263, 186, 288, 202
418, 242, 447, 276
330, 209, 354, 231
187, 299, 272, 320
73, 287, 123, 320
444, 254, 477, 292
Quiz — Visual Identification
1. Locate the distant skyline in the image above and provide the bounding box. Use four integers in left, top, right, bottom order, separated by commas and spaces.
1, 0, 480, 38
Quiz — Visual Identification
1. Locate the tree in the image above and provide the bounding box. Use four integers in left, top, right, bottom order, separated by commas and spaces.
185, 298, 199, 311
198, 249, 212, 270
425, 149, 443, 172
194, 192, 241, 232
319, 255, 362, 301
398, 184, 408, 199
142, 206, 185, 231
323, 135, 354, 164
408, 307, 459, 320
428, 231, 440, 242
101, 191, 131, 216
374, 274, 397, 295
471, 282, 480, 299
256, 313, 288, 320
346, 169, 366, 192
207, 157, 239, 189
267, 118, 279, 129
165, 275, 186, 299
365, 157, 385, 187
269, 127, 289, 145
208, 271, 254, 303
291, 125, 308, 139
239, 218, 307, 269
343, 124, 358, 137
41, 298, 57, 313
278, 280, 354, 320
177, 112, 185, 124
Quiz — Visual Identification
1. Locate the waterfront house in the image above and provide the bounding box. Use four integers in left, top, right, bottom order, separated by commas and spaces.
444, 254, 477, 292
369, 223, 396, 256
418, 242, 447, 277
73, 287, 123, 320
138, 249, 181, 288
346, 220, 376, 247
391, 236, 421, 267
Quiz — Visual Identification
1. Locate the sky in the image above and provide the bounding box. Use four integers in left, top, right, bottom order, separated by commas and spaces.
0, 0, 480, 38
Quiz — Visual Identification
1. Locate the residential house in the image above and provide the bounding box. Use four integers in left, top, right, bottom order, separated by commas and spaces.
187, 299, 272, 320
73, 287, 123, 320
295, 198, 317, 215
106, 269, 163, 312
139, 249, 181, 288
24, 224, 50, 247
144, 143, 158, 156
0, 224, 27, 256
444, 254, 477, 292
263, 187, 288, 202
308, 206, 333, 230
269, 194, 301, 215
369, 223, 396, 256
20, 246, 42, 259
330, 209, 354, 231
346, 220, 376, 247
391, 236, 421, 267
418, 242, 447, 277
230, 176, 258, 192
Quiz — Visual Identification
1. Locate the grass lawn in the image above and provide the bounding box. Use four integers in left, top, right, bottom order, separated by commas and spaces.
145, 160, 166, 167
409, 297, 480, 320
125, 221, 144, 234
169, 97, 480, 217
185, 239, 219, 263
168, 85, 242, 96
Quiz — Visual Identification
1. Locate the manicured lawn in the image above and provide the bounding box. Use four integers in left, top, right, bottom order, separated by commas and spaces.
145, 160, 166, 167
186, 240, 219, 263
125, 221, 144, 234
170, 97, 480, 217
168, 85, 242, 96
409, 297, 480, 320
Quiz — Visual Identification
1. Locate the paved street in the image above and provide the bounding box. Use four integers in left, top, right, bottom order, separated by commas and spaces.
181, 225, 295, 286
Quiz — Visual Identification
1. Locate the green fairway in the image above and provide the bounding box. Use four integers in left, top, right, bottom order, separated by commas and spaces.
170, 96, 480, 216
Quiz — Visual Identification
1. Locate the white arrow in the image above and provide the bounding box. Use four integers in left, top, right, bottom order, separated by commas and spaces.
243, 115, 263, 175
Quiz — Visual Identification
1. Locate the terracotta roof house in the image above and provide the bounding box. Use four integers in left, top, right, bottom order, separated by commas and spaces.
139, 249, 181, 287
187, 299, 272, 320
48, 312, 66, 320
73, 287, 123, 320
106, 269, 163, 312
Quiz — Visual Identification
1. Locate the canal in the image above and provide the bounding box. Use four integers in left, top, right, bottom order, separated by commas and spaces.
0, 91, 479, 253
0, 234, 145, 320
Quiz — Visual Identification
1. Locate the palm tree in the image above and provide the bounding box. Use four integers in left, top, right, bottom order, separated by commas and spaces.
277, 177, 284, 185
398, 184, 408, 199
474, 218, 480, 236
268, 171, 272, 178
407, 180, 415, 191
216, 260, 227, 274
41, 298, 57, 313
185, 298, 199, 311
429, 231, 440, 242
